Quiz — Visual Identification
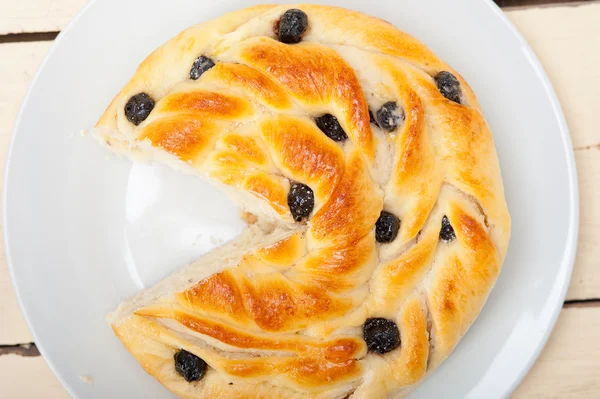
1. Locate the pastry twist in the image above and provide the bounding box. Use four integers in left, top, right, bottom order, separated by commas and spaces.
96, 4, 510, 398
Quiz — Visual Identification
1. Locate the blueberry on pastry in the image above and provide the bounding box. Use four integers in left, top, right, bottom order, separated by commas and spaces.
287, 182, 314, 222
439, 215, 457, 242
277, 9, 309, 44
124, 93, 154, 125
174, 350, 207, 383
363, 318, 401, 354
375, 211, 400, 243
315, 114, 348, 142
375, 101, 404, 132
435, 71, 462, 104
189, 55, 216, 80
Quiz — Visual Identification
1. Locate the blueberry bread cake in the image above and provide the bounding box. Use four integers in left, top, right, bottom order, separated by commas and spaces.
96, 5, 511, 398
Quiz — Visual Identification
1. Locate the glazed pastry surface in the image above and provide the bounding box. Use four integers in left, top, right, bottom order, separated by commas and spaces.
96, 5, 511, 398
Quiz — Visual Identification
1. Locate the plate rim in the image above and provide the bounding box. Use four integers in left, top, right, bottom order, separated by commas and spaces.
481, 2, 579, 397
3, 1, 579, 398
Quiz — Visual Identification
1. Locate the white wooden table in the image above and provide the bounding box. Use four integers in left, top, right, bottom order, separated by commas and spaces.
1, 1, 599, 397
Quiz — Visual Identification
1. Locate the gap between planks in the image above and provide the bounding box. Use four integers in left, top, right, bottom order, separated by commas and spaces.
0, 32, 58, 44
0, 343, 39, 357
498, 0, 598, 10
564, 298, 600, 308
575, 144, 600, 151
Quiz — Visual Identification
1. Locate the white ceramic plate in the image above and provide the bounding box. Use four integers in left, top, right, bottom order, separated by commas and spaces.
5, 0, 578, 398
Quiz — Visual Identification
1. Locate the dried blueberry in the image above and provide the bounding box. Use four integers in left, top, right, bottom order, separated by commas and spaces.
124, 93, 155, 126
288, 183, 314, 222
174, 349, 207, 382
439, 215, 456, 242
363, 318, 401, 354
434, 71, 461, 104
315, 114, 348, 142
375, 211, 400, 243
189, 56, 216, 80
277, 9, 309, 44
375, 101, 404, 132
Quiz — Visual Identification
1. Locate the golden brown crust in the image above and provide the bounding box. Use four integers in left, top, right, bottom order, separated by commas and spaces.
98, 4, 511, 398
238, 38, 374, 160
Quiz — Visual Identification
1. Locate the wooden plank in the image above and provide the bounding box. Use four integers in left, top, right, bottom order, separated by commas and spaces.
569, 150, 600, 300
513, 306, 600, 398
506, 4, 600, 300
0, 257, 33, 343
0, 355, 70, 398
0, 41, 52, 344
507, 4, 600, 149
0, 0, 85, 35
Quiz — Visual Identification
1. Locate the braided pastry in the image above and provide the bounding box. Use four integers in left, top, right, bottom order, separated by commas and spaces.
96, 4, 510, 398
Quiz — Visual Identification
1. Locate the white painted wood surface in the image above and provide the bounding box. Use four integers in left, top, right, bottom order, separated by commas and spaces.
509, 306, 600, 398
0, 355, 70, 398
0, 0, 86, 35
0, 41, 53, 344
1, 1, 599, 398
